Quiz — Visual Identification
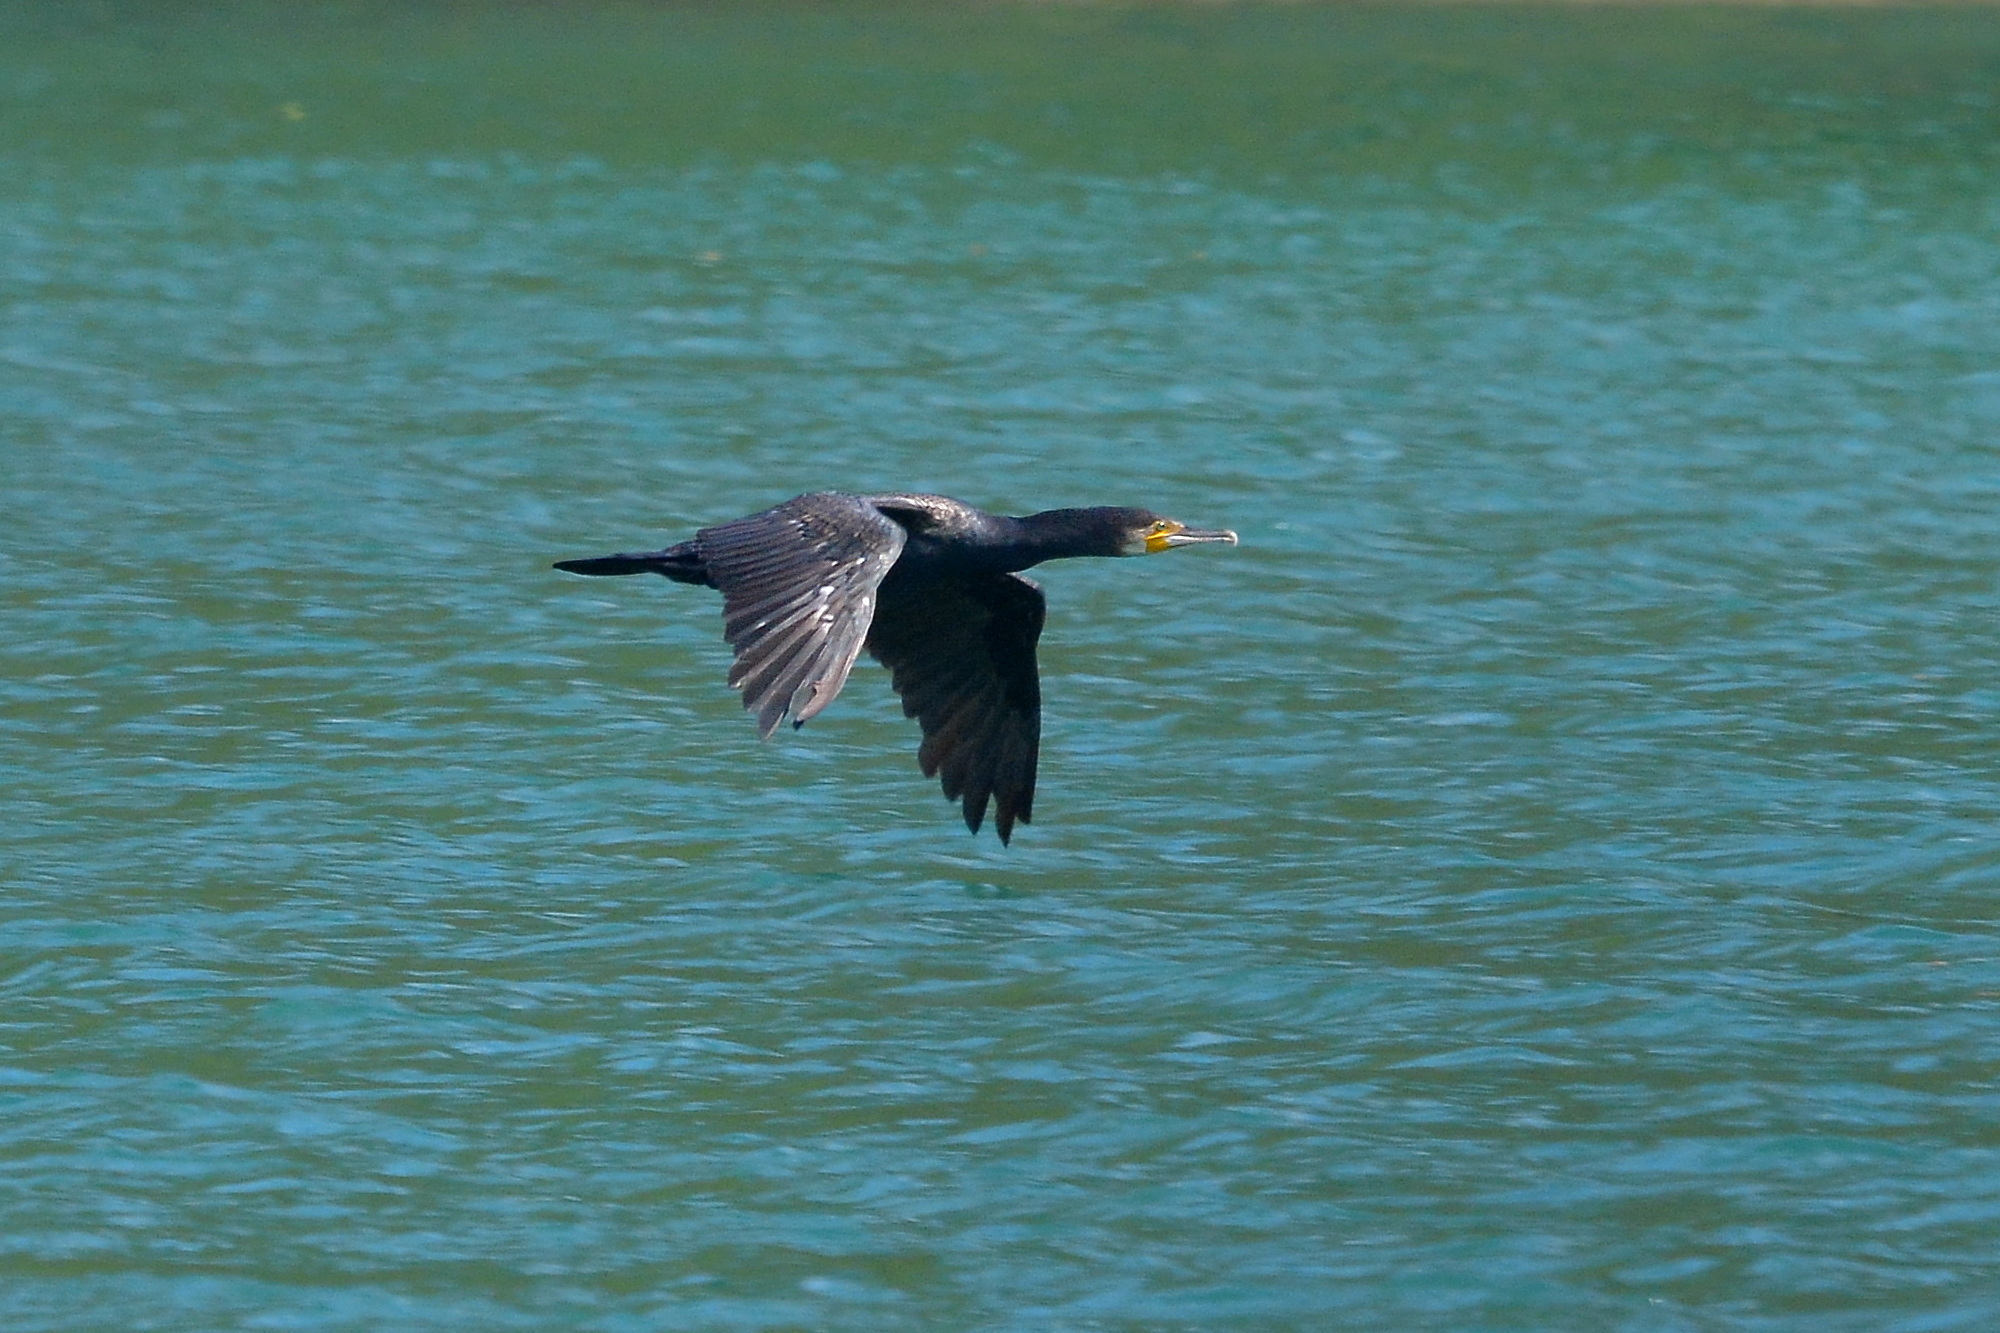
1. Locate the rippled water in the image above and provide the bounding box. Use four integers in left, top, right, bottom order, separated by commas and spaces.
6, 5, 2000, 1329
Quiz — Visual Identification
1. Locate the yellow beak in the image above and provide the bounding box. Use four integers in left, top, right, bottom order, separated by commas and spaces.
1145, 522, 1239, 554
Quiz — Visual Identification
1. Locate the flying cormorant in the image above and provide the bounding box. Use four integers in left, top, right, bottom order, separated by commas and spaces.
555, 492, 1238, 843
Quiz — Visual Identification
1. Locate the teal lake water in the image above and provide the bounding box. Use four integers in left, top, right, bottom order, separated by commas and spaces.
6, 4, 2000, 1328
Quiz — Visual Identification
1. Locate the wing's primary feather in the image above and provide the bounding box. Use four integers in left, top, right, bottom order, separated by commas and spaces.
868, 570, 1045, 843
697, 494, 907, 738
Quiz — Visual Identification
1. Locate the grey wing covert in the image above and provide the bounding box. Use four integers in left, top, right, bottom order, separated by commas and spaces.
696, 493, 908, 738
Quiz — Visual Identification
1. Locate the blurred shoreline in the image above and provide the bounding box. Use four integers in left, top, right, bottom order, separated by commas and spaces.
1015, 0, 2000, 7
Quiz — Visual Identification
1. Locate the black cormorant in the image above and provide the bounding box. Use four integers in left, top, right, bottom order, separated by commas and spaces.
555, 492, 1238, 843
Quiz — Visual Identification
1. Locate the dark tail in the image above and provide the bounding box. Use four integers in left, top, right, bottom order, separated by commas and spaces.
553, 541, 712, 587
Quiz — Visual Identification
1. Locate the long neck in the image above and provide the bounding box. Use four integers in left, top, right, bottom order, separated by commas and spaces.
986, 508, 1124, 571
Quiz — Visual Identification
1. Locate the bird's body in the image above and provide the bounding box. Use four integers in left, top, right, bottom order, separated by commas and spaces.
556, 492, 1236, 843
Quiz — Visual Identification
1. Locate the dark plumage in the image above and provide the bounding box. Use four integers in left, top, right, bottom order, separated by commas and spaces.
555, 492, 1238, 843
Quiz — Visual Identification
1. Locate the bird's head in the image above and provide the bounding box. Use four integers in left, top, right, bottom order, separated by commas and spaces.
1006, 505, 1240, 566
1116, 510, 1241, 557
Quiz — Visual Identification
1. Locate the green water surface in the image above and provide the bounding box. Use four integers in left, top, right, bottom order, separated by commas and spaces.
5, 3, 2000, 1330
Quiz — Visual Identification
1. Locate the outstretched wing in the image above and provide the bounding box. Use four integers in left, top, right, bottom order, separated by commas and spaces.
697, 493, 907, 738
867, 571, 1045, 844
